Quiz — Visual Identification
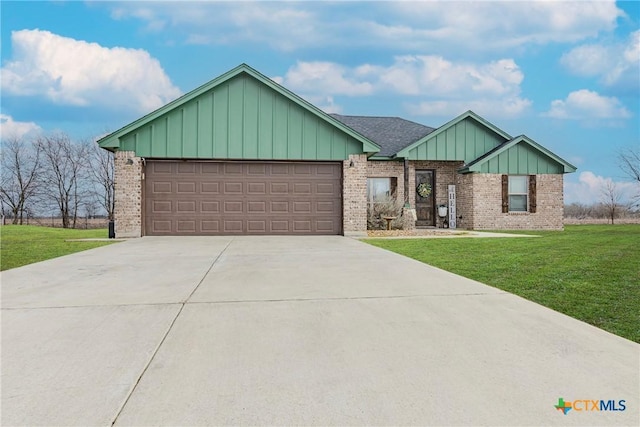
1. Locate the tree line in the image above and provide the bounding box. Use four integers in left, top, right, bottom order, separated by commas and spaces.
1, 133, 114, 227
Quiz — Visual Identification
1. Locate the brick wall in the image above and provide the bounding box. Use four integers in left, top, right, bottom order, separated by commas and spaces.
408, 161, 464, 208
114, 151, 142, 238
470, 173, 564, 230
455, 173, 474, 229
343, 154, 368, 236
366, 160, 405, 205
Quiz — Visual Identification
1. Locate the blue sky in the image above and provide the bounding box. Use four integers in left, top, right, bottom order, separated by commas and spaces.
1, 1, 638, 204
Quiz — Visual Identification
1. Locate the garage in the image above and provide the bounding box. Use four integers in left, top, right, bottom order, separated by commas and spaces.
98, 64, 380, 238
144, 161, 342, 235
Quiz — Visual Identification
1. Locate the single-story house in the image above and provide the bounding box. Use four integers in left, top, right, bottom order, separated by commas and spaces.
98, 64, 576, 237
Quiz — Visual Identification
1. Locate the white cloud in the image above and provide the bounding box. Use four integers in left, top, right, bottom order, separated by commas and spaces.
544, 89, 631, 120
0, 114, 42, 140
561, 30, 640, 93
275, 56, 531, 118
274, 61, 373, 97
1, 29, 182, 114
105, 1, 624, 53
565, 171, 637, 205
387, 1, 623, 48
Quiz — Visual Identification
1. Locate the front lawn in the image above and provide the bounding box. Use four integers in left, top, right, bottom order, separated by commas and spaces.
0, 225, 116, 271
365, 225, 640, 343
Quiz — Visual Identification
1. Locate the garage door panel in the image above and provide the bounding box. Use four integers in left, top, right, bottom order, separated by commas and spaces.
248, 201, 267, 214
223, 201, 243, 214
177, 163, 196, 173
145, 161, 341, 235
270, 201, 289, 213
223, 182, 243, 194
201, 220, 220, 232
151, 200, 172, 213
293, 183, 311, 194
177, 220, 196, 232
270, 182, 289, 194
176, 182, 196, 193
247, 182, 266, 194
153, 182, 172, 193
177, 201, 196, 213
201, 182, 219, 193
201, 201, 220, 212
223, 220, 243, 232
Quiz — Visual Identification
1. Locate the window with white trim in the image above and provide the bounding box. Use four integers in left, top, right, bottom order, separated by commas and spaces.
508, 175, 528, 212
367, 177, 397, 205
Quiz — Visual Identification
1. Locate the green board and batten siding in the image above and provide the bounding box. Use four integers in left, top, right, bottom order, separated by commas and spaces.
475, 142, 565, 174
400, 116, 507, 162
117, 74, 363, 161
396, 112, 575, 175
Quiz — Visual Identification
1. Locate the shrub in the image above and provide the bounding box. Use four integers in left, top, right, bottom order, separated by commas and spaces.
367, 195, 404, 230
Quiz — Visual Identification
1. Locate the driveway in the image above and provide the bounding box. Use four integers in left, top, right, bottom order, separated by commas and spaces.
2, 236, 638, 426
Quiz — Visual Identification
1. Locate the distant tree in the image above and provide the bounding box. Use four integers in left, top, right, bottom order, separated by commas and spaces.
88, 141, 115, 220
600, 180, 623, 224
0, 136, 42, 224
36, 133, 91, 228
618, 146, 640, 206
564, 202, 593, 219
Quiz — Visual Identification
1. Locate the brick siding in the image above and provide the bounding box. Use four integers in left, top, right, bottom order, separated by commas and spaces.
469, 173, 564, 230
342, 154, 368, 236
114, 151, 142, 238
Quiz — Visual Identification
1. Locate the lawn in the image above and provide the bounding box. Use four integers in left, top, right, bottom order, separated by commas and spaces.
365, 225, 640, 343
0, 225, 116, 271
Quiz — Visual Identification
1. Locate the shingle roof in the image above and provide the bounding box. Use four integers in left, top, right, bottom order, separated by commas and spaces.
329, 114, 435, 157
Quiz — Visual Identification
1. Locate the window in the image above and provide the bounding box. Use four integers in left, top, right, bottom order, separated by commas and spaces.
508, 175, 528, 212
502, 175, 536, 213
367, 177, 397, 204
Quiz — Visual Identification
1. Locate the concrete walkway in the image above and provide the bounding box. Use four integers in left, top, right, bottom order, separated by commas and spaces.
1, 236, 638, 426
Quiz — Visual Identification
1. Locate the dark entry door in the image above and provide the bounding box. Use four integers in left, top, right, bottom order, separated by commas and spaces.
415, 170, 435, 226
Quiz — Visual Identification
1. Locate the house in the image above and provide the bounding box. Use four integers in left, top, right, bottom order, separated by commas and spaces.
98, 64, 576, 237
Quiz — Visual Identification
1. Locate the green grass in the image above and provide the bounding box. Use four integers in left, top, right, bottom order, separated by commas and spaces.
365, 225, 640, 343
0, 225, 117, 271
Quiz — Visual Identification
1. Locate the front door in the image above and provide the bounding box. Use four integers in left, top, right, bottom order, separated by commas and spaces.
415, 170, 435, 226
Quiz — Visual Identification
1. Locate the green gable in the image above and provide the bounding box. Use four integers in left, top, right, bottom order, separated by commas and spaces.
395, 111, 510, 162
98, 64, 379, 160
459, 136, 577, 174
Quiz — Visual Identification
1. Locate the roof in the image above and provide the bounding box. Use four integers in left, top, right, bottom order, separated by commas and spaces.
394, 110, 511, 159
330, 114, 435, 157
98, 64, 380, 154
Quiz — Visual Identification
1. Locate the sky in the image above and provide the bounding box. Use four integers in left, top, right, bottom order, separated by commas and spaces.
1, 0, 638, 205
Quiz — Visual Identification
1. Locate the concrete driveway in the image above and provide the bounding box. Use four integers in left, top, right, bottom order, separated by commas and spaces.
2, 236, 638, 426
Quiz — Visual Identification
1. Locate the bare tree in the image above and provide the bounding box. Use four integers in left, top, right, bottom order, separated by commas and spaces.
600, 180, 623, 224
618, 146, 640, 182
0, 136, 42, 224
88, 141, 115, 219
618, 147, 640, 206
36, 133, 91, 228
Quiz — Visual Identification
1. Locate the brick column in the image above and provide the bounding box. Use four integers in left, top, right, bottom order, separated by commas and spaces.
342, 154, 368, 237
114, 151, 142, 238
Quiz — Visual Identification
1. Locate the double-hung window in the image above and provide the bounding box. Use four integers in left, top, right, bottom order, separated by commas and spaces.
508, 176, 528, 212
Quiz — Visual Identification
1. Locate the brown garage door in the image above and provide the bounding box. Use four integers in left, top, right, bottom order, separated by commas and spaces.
144, 161, 342, 235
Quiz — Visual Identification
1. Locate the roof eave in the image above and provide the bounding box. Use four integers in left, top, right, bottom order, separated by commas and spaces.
461, 135, 577, 174
98, 63, 381, 155
394, 110, 512, 158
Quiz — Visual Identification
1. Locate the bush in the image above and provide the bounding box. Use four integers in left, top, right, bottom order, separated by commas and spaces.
367, 195, 404, 230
